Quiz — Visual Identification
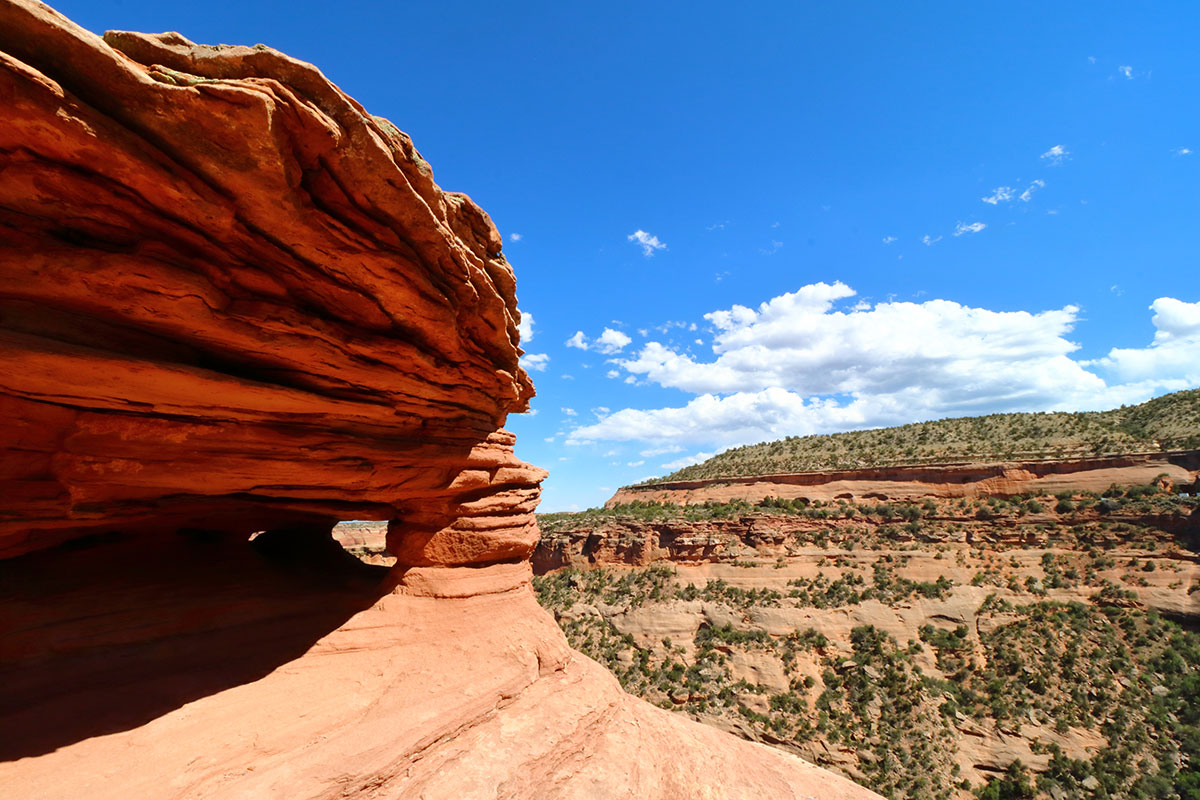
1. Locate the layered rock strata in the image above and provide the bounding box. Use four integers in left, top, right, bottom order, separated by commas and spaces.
609, 451, 1200, 508
533, 508, 1199, 619
0, 2, 877, 797
0, 0, 540, 565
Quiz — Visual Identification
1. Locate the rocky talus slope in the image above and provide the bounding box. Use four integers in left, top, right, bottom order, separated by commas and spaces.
0, 3, 876, 798
532, 489, 1200, 799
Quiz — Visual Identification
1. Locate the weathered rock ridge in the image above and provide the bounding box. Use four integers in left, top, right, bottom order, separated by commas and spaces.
609, 451, 1200, 508
0, 3, 878, 797
0, 0, 541, 565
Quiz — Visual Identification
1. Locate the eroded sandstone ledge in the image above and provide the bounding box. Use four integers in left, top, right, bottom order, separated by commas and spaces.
0, 2, 879, 797
0, 0, 542, 565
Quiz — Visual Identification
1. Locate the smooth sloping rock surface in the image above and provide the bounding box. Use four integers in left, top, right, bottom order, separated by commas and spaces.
0, 3, 880, 797
0, 533, 874, 799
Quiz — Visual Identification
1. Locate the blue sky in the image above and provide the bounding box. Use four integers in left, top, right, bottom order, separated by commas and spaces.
59, 1, 1200, 511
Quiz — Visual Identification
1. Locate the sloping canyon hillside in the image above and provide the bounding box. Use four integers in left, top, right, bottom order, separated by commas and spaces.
0, 3, 874, 798
527, 400, 1200, 800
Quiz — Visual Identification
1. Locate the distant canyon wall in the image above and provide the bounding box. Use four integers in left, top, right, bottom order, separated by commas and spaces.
608, 451, 1200, 508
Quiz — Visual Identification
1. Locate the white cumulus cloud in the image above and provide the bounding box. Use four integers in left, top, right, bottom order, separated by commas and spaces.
509, 232, 522, 242
628, 229, 667, 256
566, 283, 1198, 450
1090, 298, 1200, 384
567, 328, 631, 354
595, 328, 633, 354
517, 310, 534, 343
519, 352, 549, 372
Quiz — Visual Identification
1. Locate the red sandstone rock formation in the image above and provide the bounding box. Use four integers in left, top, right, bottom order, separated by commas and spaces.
608, 451, 1200, 508
534, 507, 1199, 575
0, 0, 542, 565
0, 2, 879, 797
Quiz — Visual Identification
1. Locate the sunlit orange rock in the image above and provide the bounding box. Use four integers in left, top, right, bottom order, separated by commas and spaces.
608, 452, 1200, 508
0, 0, 543, 565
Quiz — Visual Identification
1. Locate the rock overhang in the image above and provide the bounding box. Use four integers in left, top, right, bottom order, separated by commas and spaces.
0, 0, 544, 564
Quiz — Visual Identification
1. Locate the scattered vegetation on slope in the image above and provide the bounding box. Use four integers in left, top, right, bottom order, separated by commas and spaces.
533, 484, 1200, 800
540, 483, 1198, 541
642, 389, 1200, 483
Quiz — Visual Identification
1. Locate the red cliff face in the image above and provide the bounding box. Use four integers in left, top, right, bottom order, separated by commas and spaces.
608, 452, 1200, 508
0, 3, 879, 797
0, 0, 542, 565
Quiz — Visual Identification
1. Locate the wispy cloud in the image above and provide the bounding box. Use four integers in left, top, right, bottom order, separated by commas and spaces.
1040, 145, 1069, 166
953, 221, 986, 237
982, 179, 1044, 206
562, 407, 577, 417
982, 186, 1014, 205
921, 234, 942, 246
882, 236, 898, 244
640, 444, 683, 458
628, 229, 667, 256
1118, 65, 1134, 79
759, 240, 783, 256
509, 232, 522, 242
661, 450, 718, 471
1174, 147, 1192, 157
1019, 179, 1045, 203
